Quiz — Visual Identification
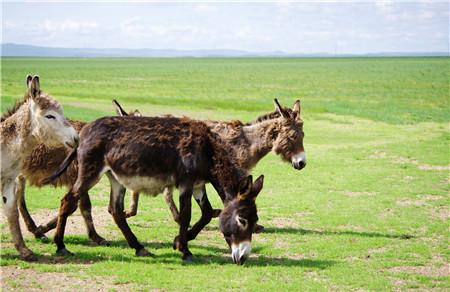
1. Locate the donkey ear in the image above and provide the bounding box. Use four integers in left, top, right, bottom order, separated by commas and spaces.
273, 98, 289, 119
26, 75, 33, 88
292, 99, 301, 116
250, 175, 264, 199
238, 175, 253, 199
112, 99, 128, 116
30, 76, 40, 99
133, 110, 142, 117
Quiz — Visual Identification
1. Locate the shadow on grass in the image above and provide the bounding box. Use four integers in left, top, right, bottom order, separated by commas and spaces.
155, 252, 336, 268
0, 250, 336, 269
2, 235, 335, 268
263, 227, 414, 239
63, 237, 229, 254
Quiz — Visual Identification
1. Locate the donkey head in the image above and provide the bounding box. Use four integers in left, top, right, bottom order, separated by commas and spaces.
272, 98, 306, 170
112, 99, 142, 117
219, 175, 264, 265
27, 75, 79, 148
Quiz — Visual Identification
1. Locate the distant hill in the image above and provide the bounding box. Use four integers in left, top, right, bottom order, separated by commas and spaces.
1, 43, 448, 58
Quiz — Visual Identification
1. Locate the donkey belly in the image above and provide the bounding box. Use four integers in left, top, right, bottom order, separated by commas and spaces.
111, 171, 175, 197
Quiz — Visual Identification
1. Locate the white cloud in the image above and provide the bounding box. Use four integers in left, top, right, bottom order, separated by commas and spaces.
375, 1, 394, 15
419, 10, 434, 19
119, 17, 145, 37
39, 19, 98, 33
194, 4, 218, 13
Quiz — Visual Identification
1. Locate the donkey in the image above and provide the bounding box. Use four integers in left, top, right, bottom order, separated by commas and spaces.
44, 115, 264, 264
15, 100, 141, 244
0, 75, 79, 261
117, 99, 306, 233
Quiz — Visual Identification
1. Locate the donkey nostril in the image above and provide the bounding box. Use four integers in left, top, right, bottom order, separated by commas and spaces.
239, 255, 247, 265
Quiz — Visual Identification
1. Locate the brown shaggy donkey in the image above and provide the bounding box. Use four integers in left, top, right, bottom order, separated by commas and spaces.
15, 101, 141, 245
45, 115, 264, 264
117, 99, 306, 233
1, 75, 78, 261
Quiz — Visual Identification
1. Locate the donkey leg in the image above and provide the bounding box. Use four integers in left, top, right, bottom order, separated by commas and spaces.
163, 187, 180, 224
54, 190, 80, 256
187, 185, 213, 241
173, 183, 193, 261
124, 191, 140, 218
107, 172, 151, 257
34, 216, 58, 236
78, 193, 109, 246
2, 180, 36, 261
16, 176, 47, 240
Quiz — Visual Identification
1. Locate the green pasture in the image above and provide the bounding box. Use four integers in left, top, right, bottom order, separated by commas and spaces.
1, 57, 449, 291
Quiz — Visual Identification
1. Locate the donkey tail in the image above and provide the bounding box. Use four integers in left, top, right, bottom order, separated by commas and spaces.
40, 147, 78, 185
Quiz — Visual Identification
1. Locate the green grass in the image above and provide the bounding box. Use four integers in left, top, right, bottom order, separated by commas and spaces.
1, 57, 449, 291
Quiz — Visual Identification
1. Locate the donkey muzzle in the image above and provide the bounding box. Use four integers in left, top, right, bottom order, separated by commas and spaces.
231, 241, 251, 265
65, 134, 79, 149
292, 151, 307, 170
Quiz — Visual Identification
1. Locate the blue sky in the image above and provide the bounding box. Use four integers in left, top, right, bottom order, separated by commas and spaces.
2, 1, 449, 54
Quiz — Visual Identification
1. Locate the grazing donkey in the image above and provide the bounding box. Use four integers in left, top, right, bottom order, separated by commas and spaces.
116, 99, 306, 233
45, 115, 264, 264
0, 75, 79, 261
16, 100, 141, 244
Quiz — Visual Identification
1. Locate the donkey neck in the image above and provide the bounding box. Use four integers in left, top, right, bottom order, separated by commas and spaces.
1, 100, 38, 156
237, 118, 281, 169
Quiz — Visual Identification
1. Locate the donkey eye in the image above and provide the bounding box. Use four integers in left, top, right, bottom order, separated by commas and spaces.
238, 217, 248, 228
45, 114, 56, 120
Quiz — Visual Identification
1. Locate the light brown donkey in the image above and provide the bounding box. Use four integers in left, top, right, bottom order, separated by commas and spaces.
0, 75, 79, 261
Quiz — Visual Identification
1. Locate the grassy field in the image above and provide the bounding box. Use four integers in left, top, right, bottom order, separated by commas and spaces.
1, 57, 449, 291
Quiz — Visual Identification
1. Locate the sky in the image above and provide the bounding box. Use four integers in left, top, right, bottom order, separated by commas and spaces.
2, 1, 449, 54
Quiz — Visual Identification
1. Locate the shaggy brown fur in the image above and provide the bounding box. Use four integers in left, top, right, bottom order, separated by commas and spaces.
1, 99, 27, 122
116, 100, 305, 236
22, 120, 85, 187
17, 111, 137, 244
47, 115, 261, 263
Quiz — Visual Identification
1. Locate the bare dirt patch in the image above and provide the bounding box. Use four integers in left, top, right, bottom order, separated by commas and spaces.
266, 217, 300, 228
1, 265, 137, 292
343, 191, 377, 197
392, 156, 449, 172
0, 206, 117, 240
430, 206, 449, 221
370, 151, 449, 172
368, 247, 387, 254
396, 195, 445, 207
369, 150, 387, 159
418, 164, 450, 171
388, 263, 449, 277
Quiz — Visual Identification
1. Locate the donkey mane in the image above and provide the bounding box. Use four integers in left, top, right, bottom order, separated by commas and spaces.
0, 97, 27, 122
245, 107, 294, 126
1, 91, 61, 123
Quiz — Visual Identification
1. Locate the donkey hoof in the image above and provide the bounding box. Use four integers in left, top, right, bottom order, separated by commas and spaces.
182, 252, 193, 262
124, 211, 136, 218
35, 234, 49, 243
136, 248, 154, 257
254, 224, 265, 234
56, 248, 74, 257
98, 239, 110, 247
21, 251, 37, 262
91, 237, 110, 246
